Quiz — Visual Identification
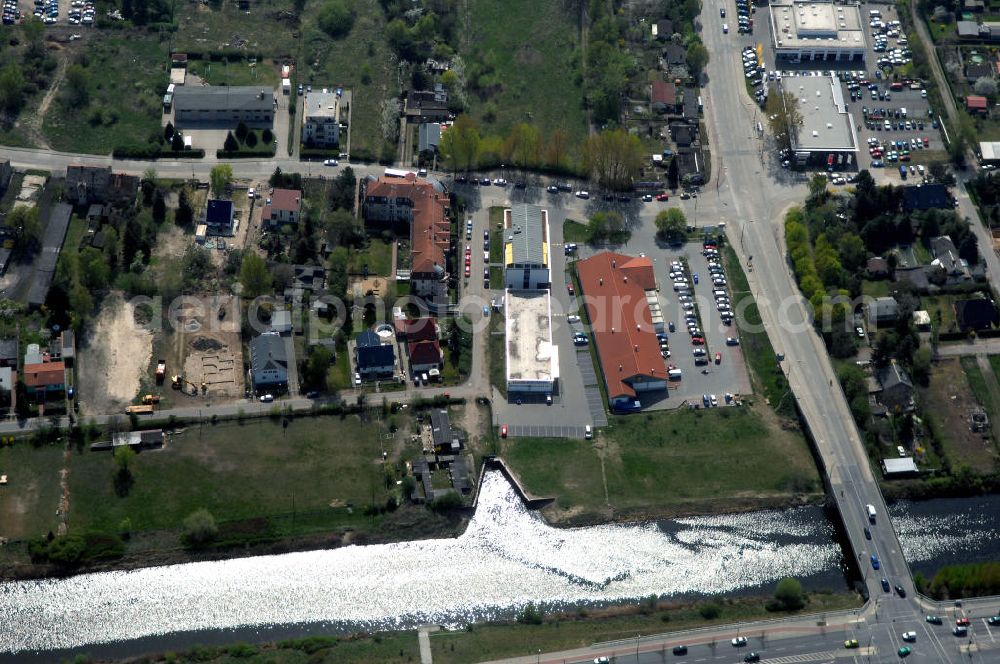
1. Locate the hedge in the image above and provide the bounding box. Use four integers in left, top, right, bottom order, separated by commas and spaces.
112, 146, 205, 159
300, 147, 343, 159
215, 149, 277, 159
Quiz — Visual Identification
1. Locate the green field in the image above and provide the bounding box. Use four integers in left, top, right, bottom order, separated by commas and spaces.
43, 36, 166, 154
504, 407, 820, 523
563, 219, 590, 244
461, 0, 587, 150
347, 237, 393, 276
186, 58, 280, 88
861, 279, 891, 299
922, 295, 959, 333
0, 442, 65, 541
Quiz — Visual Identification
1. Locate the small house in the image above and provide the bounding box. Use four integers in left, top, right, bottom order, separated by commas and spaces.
250, 332, 289, 393
356, 330, 395, 379
0, 338, 17, 368
866, 256, 890, 278
929, 235, 971, 282
877, 360, 915, 412
654, 19, 674, 40
261, 189, 301, 229
408, 339, 442, 374
966, 95, 989, 114
24, 360, 65, 399
270, 309, 293, 335
966, 62, 995, 83
651, 80, 677, 114
204, 199, 235, 235
867, 296, 899, 327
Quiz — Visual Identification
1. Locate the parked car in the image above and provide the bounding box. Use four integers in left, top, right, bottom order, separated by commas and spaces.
731, 637, 747, 647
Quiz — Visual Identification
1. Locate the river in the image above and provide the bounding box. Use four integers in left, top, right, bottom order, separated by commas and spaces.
2, 473, 998, 660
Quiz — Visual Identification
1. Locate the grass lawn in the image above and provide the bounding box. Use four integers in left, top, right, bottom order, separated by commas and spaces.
504, 406, 820, 522
298, 0, 399, 160
43, 35, 165, 154
173, 0, 299, 53
0, 442, 65, 541
563, 219, 590, 244
429, 592, 861, 664
913, 241, 933, 265
921, 359, 999, 469
461, 0, 586, 154
187, 57, 280, 88
490, 229, 504, 264
489, 266, 503, 289
347, 237, 393, 276
65, 215, 89, 253
722, 246, 795, 417
327, 348, 352, 390
488, 313, 506, 397
922, 295, 958, 333
138, 632, 419, 664
928, 19, 955, 42
67, 415, 398, 536
861, 279, 891, 299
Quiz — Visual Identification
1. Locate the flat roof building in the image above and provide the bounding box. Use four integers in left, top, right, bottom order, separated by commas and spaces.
504, 289, 557, 394
173, 86, 274, 128
504, 205, 550, 291
769, 0, 866, 63
302, 89, 340, 148
981, 141, 1000, 162
781, 74, 858, 167
577, 252, 667, 412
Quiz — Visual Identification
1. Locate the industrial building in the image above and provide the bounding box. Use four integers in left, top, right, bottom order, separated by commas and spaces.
302, 89, 341, 148
781, 74, 858, 168
769, 0, 866, 63
503, 205, 550, 291
172, 86, 274, 128
576, 252, 667, 412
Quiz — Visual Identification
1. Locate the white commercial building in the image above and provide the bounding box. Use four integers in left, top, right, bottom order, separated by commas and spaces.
503, 204, 550, 291
302, 89, 341, 148
769, 0, 866, 64
504, 289, 558, 394
980, 141, 1000, 163
781, 74, 859, 168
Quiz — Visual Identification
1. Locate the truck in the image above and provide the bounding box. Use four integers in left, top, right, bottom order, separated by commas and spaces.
866, 504, 877, 523
141, 394, 161, 405
155, 359, 166, 385
125, 404, 154, 415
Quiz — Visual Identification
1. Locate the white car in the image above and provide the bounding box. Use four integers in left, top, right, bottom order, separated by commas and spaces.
732, 637, 747, 647
323, 159, 338, 166
902, 631, 916, 642
567, 315, 581, 324
354, 372, 362, 386
493, 178, 507, 186
575, 190, 590, 199
259, 393, 274, 403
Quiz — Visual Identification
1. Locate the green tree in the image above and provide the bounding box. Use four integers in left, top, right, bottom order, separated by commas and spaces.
439, 114, 481, 172
588, 210, 628, 243
152, 189, 166, 224
181, 245, 213, 289
171, 131, 184, 151
911, 347, 932, 386
176, 188, 194, 226
582, 129, 644, 191
262, 128, 273, 144
64, 64, 90, 106
234, 121, 249, 143
502, 123, 541, 169
0, 63, 26, 115
655, 208, 687, 243
245, 131, 258, 148
223, 131, 239, 153
239, 252, 270, 297
770, 577, 805, 611
301, 346, 333, 391
163, 121, 174, 141
78, 246, 111, 290
318, 0, 355, 37
210, 164, 233, 198
544, 127, 569, 170
182, 508, 218, 547
765, 91, 803, 153
686, 40, 710, 78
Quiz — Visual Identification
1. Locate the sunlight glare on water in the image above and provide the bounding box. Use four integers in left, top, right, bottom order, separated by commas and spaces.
0, 471, 842, 653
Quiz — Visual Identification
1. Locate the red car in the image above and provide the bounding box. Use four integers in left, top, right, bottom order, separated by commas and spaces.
715, 352, 722, 364
957, 618, 971, 627
692, 337, 705, 346
656, 193, 670, 201
567, 283, 575, 295
500, 424, 508, 438
464, 266, 471, 277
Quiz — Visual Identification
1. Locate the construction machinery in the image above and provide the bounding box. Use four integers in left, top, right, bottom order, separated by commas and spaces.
155, 360, 166, 385
141, 394, 161, 405
171, 375, 207, 396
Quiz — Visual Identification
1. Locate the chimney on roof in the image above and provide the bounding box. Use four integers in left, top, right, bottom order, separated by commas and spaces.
624, 276, 628, 283
634, 345, 639, 352
599, 278, 603, 285
611, 328, 615, 333
619, 364, 623, 371
612, 259, 617, 268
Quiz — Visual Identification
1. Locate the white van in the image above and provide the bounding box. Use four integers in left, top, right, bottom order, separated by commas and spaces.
668, 369, 683, 380
869, 9, 881, 16
585, 425, 593, 439
866, 504, 877, 523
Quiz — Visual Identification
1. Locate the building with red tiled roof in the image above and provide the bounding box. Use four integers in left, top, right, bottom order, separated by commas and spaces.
23, 360, 65, 398
408, 339, 442, 373
967, 95, 988, 114
651, 79, 678, 114
362, 174, 450, 300
394, 317, 439, 343
577, 252, 667, 411
261, 188, 302, 228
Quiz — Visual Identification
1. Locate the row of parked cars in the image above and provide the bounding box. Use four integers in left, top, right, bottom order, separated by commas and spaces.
741, 47, 767, 106
2, 0, 19, 23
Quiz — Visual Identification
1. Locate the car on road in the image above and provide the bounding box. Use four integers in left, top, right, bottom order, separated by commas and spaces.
902, 631, 916, 642
656, 193, 670, 201
575, 190, 590, 199
672, 644, 687, 655
547, 185, 559, 193
898, 646, 911, 657
954, 626, 968, 636
493, 178, 507, 186
567, 315, 580, 324
956, 617, 970, 626
593, 658, 609, 664
881, 577, 890, 591
585, 424, 593, 439
323, 159, 338, 166
693, 273, 699, 284
926, 615, 942, 624
642, 194, 653, 202
731, 636, 747, 647
744, 654, 760, 663
715, 352, 722, 364
871, 554, 880, 570
988, 616, 1000, 626
573, 333, 589, 347
500, 424, 508, 438
680, 192, 691, 199
260, 393, 274, 403
845, 639, 859, 648
894, 584, 906, 597
864, 526, 871, 539
857, 326, 867, 339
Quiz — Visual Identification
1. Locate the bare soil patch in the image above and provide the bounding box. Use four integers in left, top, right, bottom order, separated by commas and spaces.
923, 359, 999, 470
78, 295, 154, 414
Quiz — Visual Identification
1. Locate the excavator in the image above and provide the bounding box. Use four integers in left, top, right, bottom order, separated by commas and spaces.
171, 375, 208, 396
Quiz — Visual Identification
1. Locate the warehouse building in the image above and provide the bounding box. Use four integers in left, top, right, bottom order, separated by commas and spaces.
172, 86, 275, 128
769, 0, 866, 63
503, 204, 550, 291
504, 289, 557, 395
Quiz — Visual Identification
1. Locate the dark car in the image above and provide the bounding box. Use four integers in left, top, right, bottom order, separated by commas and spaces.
863, 526, 871, 540
672, 644, 688, 655
744, 654, 760, 663
881, 577, 890, 592
871, 554, 880, 570
894, 584, 906, 597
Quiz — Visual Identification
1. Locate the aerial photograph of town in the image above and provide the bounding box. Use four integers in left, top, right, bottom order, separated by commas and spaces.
3, 0, 1000, 661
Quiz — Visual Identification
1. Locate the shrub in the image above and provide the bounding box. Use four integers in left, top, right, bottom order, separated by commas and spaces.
182, 508, 218, 547
699, 602, 722, 620
318, 0, 355, 37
